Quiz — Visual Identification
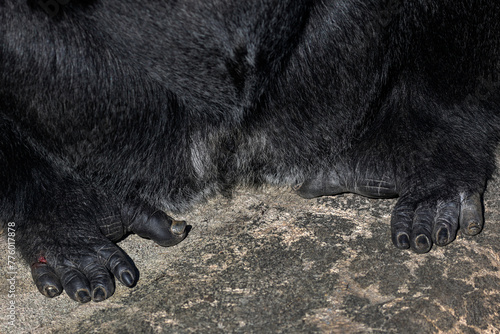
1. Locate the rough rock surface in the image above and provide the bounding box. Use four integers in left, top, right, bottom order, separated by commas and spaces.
2, 176, 500, 333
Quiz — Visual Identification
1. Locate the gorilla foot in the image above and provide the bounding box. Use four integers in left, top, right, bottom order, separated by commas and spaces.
30, 239, 137, 302
294, 165, 484, 254
391, 192, 483, 253
19, 191, 187, 302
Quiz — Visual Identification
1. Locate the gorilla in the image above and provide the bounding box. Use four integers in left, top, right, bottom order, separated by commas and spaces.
1, 0, 499, 302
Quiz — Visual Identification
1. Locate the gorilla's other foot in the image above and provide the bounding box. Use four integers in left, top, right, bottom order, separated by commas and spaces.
294, 164, 484, 254
391, 192, 483, 253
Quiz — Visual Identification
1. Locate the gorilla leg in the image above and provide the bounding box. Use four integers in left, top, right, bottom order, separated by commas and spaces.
27, 193, 187, 302
295, 150, 486, 253
293, 98, 492, 254
0, 116, 186, 302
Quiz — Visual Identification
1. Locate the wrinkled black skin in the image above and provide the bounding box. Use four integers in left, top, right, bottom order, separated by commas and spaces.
1, 0, 500, 302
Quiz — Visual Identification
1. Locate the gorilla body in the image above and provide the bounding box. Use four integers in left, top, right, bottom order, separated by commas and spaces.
1, 0, 499, 302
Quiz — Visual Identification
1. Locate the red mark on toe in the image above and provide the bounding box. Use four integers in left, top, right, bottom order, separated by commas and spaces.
37, 256, 47, 264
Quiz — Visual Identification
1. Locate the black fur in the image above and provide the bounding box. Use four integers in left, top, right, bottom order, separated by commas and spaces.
1, 0, 499, 302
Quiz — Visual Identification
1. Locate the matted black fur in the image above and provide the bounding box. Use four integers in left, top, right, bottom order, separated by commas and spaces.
1, 0, 499, 302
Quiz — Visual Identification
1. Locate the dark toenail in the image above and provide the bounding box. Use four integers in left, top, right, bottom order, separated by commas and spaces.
121, 271, 134, 287
414, 234, 430, 252
44, 286, 60, 298
76, 289, 91, 303
437, 227, 449, 245
171, 220, 186, 235
397, 233, 410, 248
467, 221, 481, 235
92, 286, 107, 302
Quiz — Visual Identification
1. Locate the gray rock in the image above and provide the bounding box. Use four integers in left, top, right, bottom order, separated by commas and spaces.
1, 180, 500, 333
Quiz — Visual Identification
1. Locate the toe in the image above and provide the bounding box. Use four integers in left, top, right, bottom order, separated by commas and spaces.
97, 244, 138, 288
391, 200, 413, 249
410, 205, 434, 253
459, 193, 484, 236
432, 201, 460, 246
125, 204, 187, 247
31, 262, 63, 298
143, 211, 187, 246
81, 262, 115, 302
58, 267, 92, 303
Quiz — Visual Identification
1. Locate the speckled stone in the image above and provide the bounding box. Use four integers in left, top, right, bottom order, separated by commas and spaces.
1, 172, 500, 333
